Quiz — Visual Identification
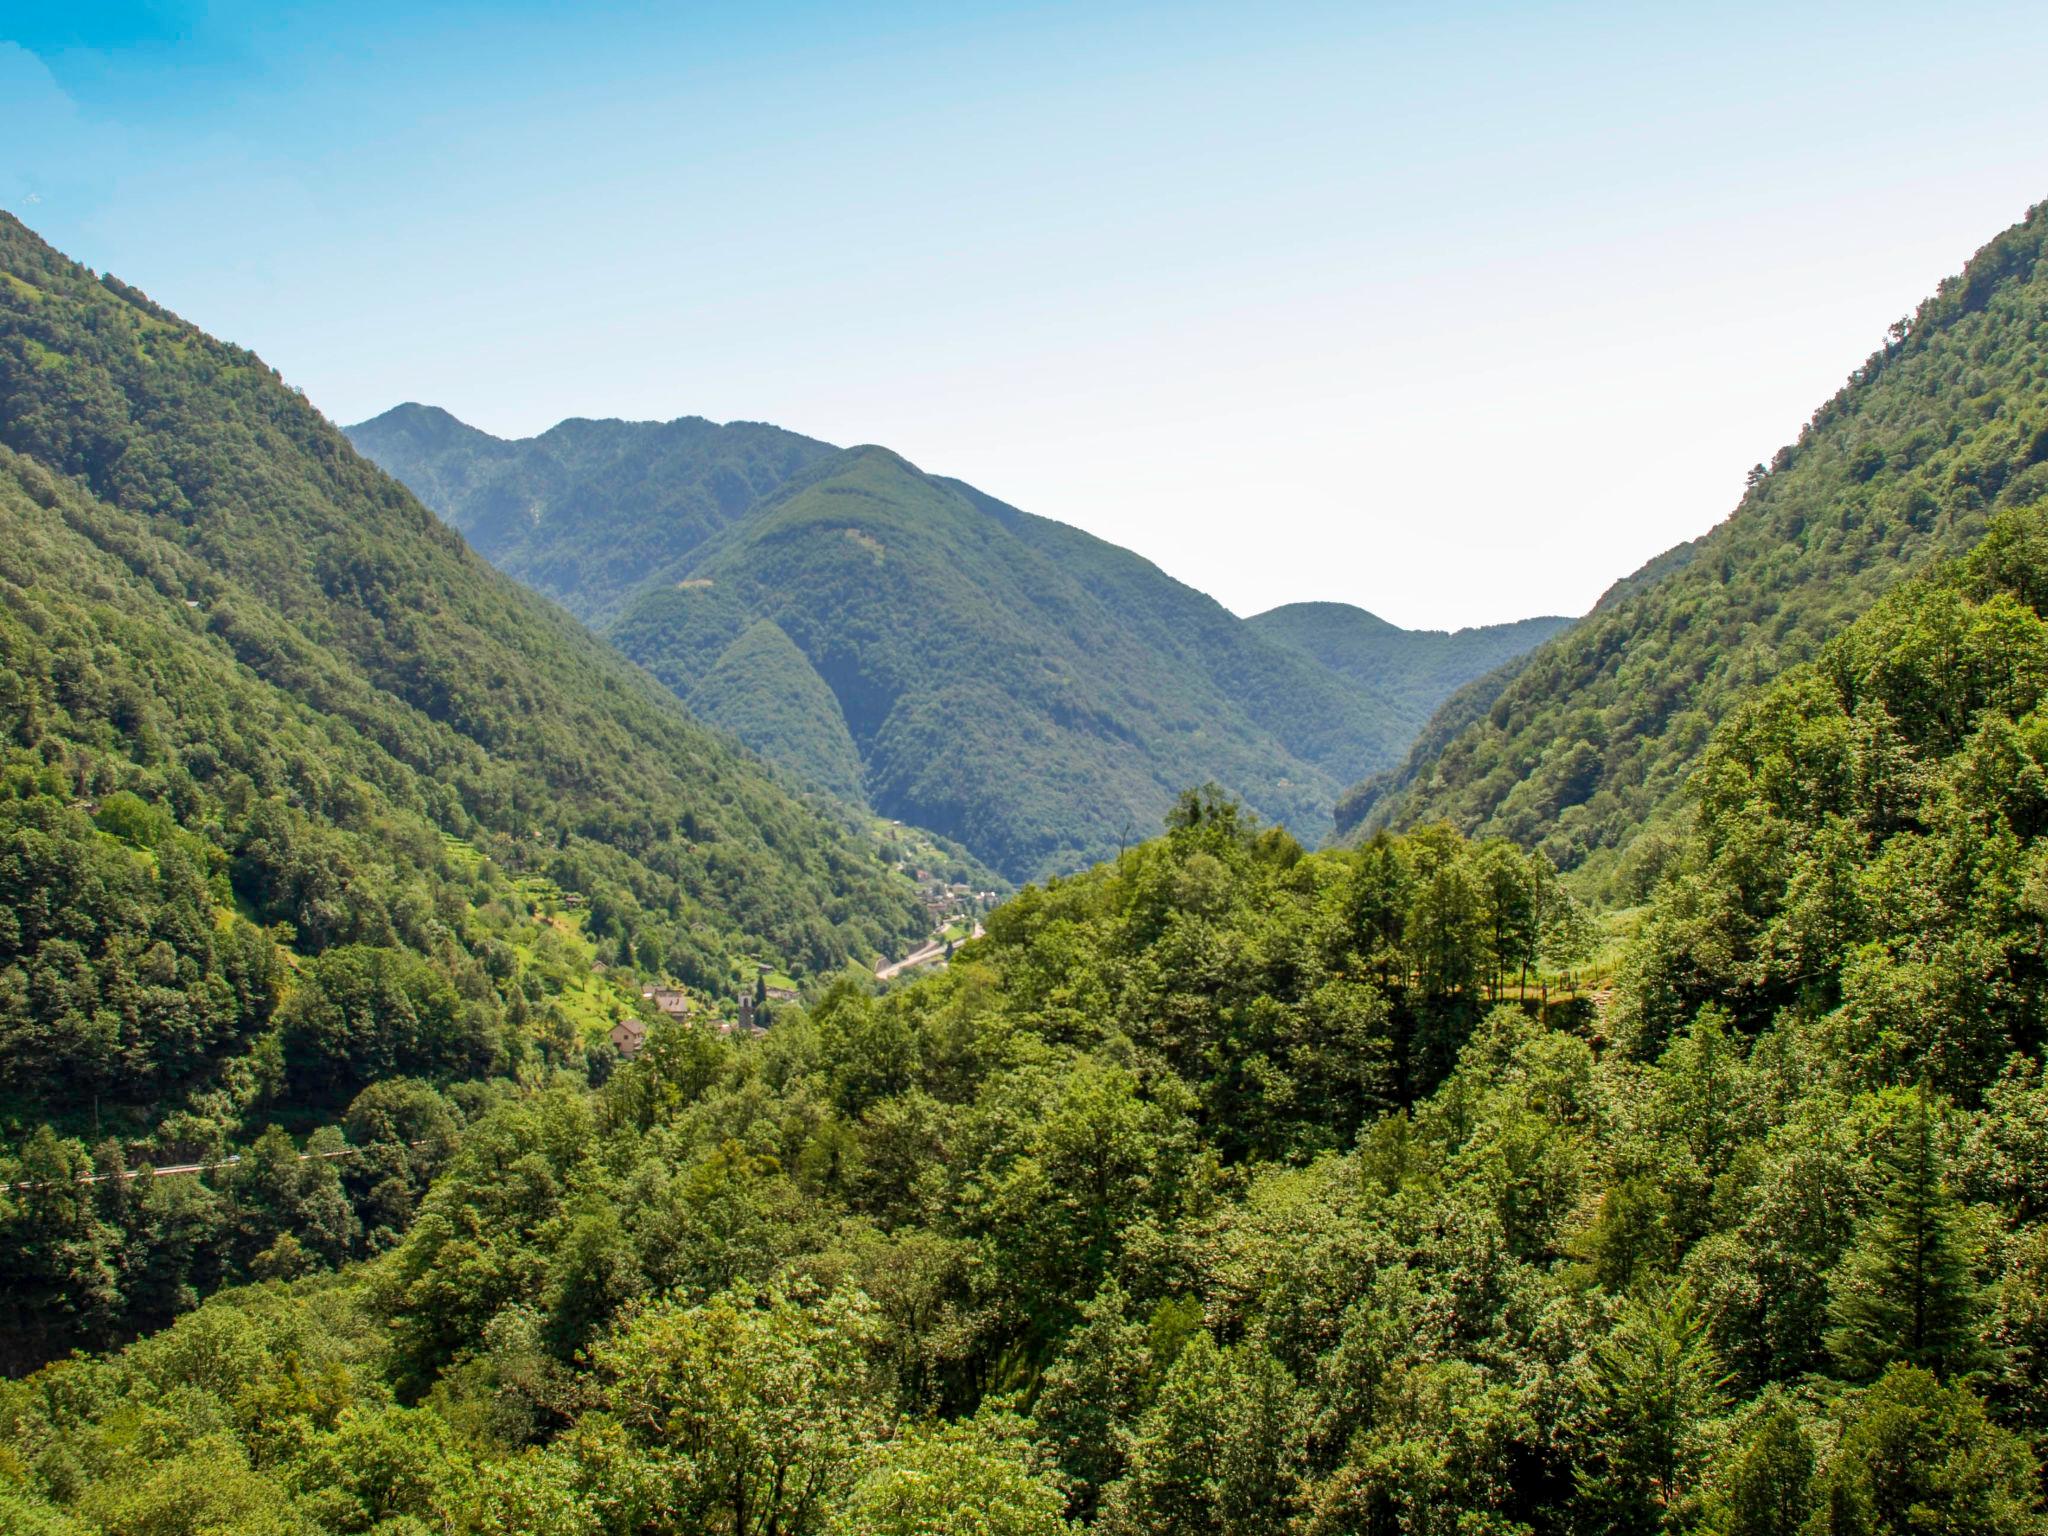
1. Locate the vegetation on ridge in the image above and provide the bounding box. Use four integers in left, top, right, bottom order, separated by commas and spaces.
357, 414, 1568, 881
1345, 201, 2048, 899
1249, 602, 1573, 733
345, 404, 836, 628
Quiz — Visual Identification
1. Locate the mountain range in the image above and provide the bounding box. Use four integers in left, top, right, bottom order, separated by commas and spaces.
350, 406, 1571, 878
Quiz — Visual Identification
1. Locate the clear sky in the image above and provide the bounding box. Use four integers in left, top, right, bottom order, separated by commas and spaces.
7, 2, 2048, 629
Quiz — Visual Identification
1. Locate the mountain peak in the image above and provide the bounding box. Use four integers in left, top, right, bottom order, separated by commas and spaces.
837, 443, 924, 475
1252, 600, 1402, 636
348, 401, 502, 450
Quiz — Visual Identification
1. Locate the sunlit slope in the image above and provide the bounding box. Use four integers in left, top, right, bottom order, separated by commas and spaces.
1342, 200, 2048, 890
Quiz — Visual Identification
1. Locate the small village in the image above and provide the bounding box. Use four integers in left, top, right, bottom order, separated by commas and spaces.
589, 819, 1004, 1064
606, 962, 803, 1059
905, 867, 997, 934
605, 880, 991, 1061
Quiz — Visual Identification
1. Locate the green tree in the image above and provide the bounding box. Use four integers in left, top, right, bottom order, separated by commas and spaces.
1810, 1365, 2045, 1536
1536, 857, 1599, 994
0, 1125, 121, 1366
829, 1418, 1075, 1536
228, 1123, 361, 1275
1988, 1222, 2048, 1427
1574, 1288, 1728, 1534
1825, 1091, 1985, 1382
1406, 828, 1481, 1007
1572, 1177, 1675, 1296
1703, 1396, 1814, 1536
589, 1286, 884, 1536
542, 1201, 644, 1359
1033, 1279, 1151, 1516
1099, 1331, 1303, 1536
1471, 838, 1538, 995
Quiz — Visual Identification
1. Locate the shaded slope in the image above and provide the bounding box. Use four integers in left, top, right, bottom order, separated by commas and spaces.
355, 416, 1565, 879
686, 617, 869, 806
617, 447, 1355, 877
1343, 200, 2048, 887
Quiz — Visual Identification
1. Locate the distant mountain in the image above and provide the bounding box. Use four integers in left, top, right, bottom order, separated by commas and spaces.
608, 445, 1385, 877
353, 414, 1568, 879
347, 404, 836, 627
1247, 603, 1572, 734
1341, 201, 2048, 892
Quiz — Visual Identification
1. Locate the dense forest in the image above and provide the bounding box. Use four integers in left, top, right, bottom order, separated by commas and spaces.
1342, 202, 2048, 899
354, 412, 1567, 880
0, 213, 927, 1365
14, 500, 2048, 1531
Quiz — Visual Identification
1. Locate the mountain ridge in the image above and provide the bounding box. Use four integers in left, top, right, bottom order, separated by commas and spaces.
1340, 199, 2048, 890
352, 411, 1572, 878
346, 403, 837, 628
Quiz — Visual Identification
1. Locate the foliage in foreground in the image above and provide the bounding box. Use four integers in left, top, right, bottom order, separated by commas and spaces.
16, 505, 2048, 1532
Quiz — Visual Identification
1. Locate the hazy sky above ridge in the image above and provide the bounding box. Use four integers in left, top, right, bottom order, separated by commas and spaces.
7, 1, 2048, 629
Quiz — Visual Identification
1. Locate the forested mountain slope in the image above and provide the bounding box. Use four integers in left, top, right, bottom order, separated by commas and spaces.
1331, 543, 1707, 847
943, 478, 1525, 806
358, 412, 1566, 879
0, 213, 923, 1361
612, 447, 1408, 879
1342, 202, 2048, 889
16, 504, 2048, 1532
346, 404, 835, 627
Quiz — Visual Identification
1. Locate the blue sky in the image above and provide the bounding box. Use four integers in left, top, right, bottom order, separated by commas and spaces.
7, 2, 2048, 627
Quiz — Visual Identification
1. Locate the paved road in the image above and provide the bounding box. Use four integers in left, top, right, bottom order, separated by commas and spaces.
10, 1139, 434, 1190
876, 923, 983, 982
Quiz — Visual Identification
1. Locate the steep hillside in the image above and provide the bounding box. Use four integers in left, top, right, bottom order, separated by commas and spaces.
1248, 601, 1573, 741
615, 447, 1412, 878
1332, 544, 1707, 843
685, 616, 871, 806
943, 478, 1439, 795
0, 218, 920, 975
0, 213, 929, 1358
1343, 201, 2048, 888
346, 404, 835, 626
